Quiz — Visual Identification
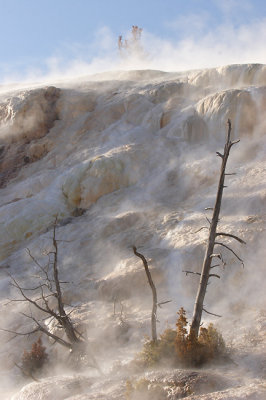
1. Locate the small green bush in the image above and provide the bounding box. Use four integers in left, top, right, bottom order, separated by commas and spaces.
136, 328, 177, 368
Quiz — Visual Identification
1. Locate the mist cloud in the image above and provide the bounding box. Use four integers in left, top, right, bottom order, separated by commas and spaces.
1, 12, 266, 87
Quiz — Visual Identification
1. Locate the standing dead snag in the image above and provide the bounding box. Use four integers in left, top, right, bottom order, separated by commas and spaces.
118, 26, 143, 54
2, 217, 101, 373
133, 246, 158, 343
50, 220, 80, 345
190, 120, 246, 338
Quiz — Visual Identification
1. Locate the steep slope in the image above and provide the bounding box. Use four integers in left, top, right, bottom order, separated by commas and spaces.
0, 64, 265, 399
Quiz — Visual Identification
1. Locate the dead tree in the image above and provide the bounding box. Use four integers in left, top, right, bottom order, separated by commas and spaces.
2, 217, 100, 372
189, 120, 246, 337
133, 246, 158, 343
118, 26, 143, 52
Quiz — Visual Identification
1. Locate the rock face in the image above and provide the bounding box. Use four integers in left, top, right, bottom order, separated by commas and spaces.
0, 86, 60, 187
0, 64, 265, 399
62, 145, 141, 208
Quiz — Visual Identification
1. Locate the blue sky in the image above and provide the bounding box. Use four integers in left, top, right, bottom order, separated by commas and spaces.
0, 0, 266, 82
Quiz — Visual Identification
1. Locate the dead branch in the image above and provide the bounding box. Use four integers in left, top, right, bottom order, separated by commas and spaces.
7, 273, 58, 318
14, 362, 39, 382
1, 327, 41, 339
157, 300, 172, 308
210, 253, 222, 259
230, 139, 240, 147
0, 264, 10, 269
133, 246, 158, 343
22, 314, 72, 349
194, 226, 209, 233
203, 308, 222, 317
216, 232, 246, 244
209, 274, 220, 279
26, 248, 48, 280
183, 270, 201, 277
214, 242, 244, 266
210, 253, 226, 267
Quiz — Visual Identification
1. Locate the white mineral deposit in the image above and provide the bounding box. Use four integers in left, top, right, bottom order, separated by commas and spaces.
0, 63, 265, 399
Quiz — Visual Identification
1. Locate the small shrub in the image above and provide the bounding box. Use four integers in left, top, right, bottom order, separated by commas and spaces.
125, 378, 166, 400
199, 323, 225, 360
137, 308, 226, 369
137, 337, 161, 367
175, 309, 226, 366
175, 307, 189, 362
21, 337, 48, 375
158, 328, 177, 362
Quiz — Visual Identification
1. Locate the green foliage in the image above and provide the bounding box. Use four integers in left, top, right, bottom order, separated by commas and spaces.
136, 328, 178, 368
158, 328, 177, 361
137, 337, 162, 367
199, 323, 225, 360
21, 337, 48, 375
137, 308, 226, 369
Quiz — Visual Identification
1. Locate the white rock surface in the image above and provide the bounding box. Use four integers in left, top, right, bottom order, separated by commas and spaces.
0, 64, 265, 399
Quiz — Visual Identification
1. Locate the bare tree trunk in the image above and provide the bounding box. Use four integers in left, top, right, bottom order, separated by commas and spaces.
52, 221, 80, 344
190, 120, 240, 337
133, 246, 158, 343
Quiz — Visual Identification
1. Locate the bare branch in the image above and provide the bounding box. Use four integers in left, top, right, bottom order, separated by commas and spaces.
0, 264, 10, 269
7, 273, 58, 318
205, 207, 214, 211
0, 327, 41, 337
210, 264, 220, 269
203, 308, 222, 317
133, 246, 158, 343
26, 248, 45, 272
206, 216, 211, 225
182, 270, 201, 276
51, 239, 73, 243
194, 226, 209, 233
216, 232, 246, 244
209, 274, 220, 279
40, 285, 56, 316
210, 253, 222, 259
14, 362, 39, 382
157, 300, 172, 308
230, 139, 240, 148
11, 283, 48, 292
216, 152, 224, 158
214, 242, 244, 266
22, 314, 72, 349
210, 253, 226, 267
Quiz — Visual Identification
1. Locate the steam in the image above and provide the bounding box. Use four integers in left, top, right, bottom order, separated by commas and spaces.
0, 21, 265, 398
1, 14, 266, 88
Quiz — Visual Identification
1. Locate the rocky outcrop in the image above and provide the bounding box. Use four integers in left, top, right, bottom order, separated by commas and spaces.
0, 86, 60, 187
62, 145, 142, 209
